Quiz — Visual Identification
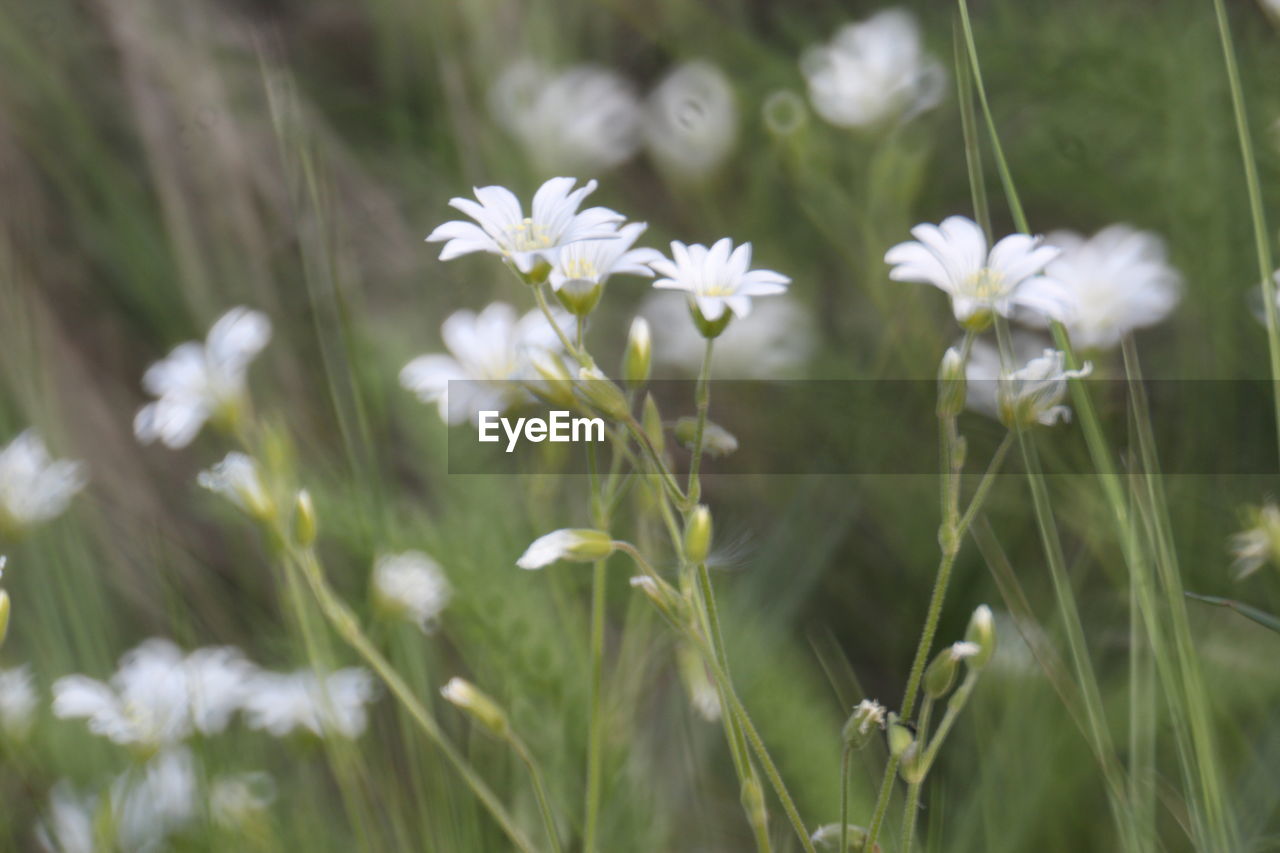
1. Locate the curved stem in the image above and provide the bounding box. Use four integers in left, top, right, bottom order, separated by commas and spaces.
511, 737, 564, 853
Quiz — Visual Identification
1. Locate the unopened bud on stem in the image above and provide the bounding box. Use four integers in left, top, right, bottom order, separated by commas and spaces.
937, 346, 967, 418
293, 490, 317, 548
441, 677, 510, 738
964, 604, 996, 669
623, 317, 652, 387
684, 505, 713, 565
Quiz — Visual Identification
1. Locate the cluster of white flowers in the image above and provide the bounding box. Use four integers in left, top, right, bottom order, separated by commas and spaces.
491, 60, 738, 179
51, 637, 378, 747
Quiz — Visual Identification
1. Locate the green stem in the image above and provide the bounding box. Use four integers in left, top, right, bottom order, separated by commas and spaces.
533, 283, 590, 368
686, 337, 715, 506
900, 697, 935, 853
839, 747, 851, 853
582, 559, 608, 853
511, 736, 564, 853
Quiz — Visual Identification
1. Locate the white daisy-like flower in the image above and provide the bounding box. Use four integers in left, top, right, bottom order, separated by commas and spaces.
0, 665, 37, 738
516, 529, 616, 570
36, 782, 97, 853
645, 61, 738, 179
641, 292, 815, 378
490, 61, 642, 174
134, 307, 272, 449
548, 221, 663, 298
425, 177, 624, 276
885, 216, 1070, 329
650, 238, 791, 332
802, 9, 946, 129
966, 342, 1092, 427
1026, 225, 1182, 349
400, 302, 569, 426
372, 551, 451, 632
52, 639, 253, 748
241, 667, 377, 739
1230, 502, 1280, 580
197, 452, 274, 520
0, 430, 86, 535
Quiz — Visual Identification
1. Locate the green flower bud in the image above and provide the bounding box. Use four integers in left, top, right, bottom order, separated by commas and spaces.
887, 714, 915, 760
740, 775, 768, 835
554, 279, 603, 316
528, 351, 577, 408
964, 604, 996, 669
841, 699, 887, 750
622, 317, 652, 388
674, 418, 739, 458
936, 346, 967, 418
293, 490, 317, 548
440, 677, 509, 738
576, 367, 631, 420
688, 298, 733, 339
684, 505, 713, 565
0, 589, 9, 648
629, 576, 686, 627
924, 647, 960, 699
642, 394, 666, 458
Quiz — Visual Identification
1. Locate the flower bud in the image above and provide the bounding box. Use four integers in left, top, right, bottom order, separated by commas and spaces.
674, 418, 739, 458
576, 367, 631, 420
810, 823, 871, 851
293, 490, 317, 548
964, 604, 996, 669
936, 346, 967, 419
517, 529, 616, 569
629, 576, 686, 626
516, 257, 552, 286
528, 350, 577, 408
0, 589, 10, 648
440, 677, 509, 738
198, 452, 276, 522
554, 279, 603, 316
924, 647, 960, 699
740, 775, 768, 835
887, 714, 915, 760
642, 394, 666, 458
684, 505, 713, 565
841, 698, 886, 751
622, 317, 652, 388
687, 298, 733, 339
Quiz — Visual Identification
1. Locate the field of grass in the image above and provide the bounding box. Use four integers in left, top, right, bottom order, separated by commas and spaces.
1, 0, 1280, 851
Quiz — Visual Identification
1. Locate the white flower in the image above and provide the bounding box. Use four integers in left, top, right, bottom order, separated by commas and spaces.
967, 342, 1092, 427
1026, 225, 1182, 349
372, 551, 451, 631
37, 783, 97, 853
110, 748, 197, 851
0, 665, 36, 737
241, 668, 377, 738
197, 452, 273, 520
548, 221, 663, 295
645, 61, 738, 179
650, 238, 791, 326
947, 641, 981, 661
425, 177, 624, 275
850, 698, 886, 736
400, 302, 569, 426
0, 430, 85, 534
134, 307, 271, 449
641, 292, 815, 378
886, 216, 1070, 328
210, 772, 275, 829
1250, 270, 1280, 326
1230, 502, 1280, 580
52, 639, 253, 747
490, 61, 642, 173
516, 529, 616, 570
802, 9, 945, 129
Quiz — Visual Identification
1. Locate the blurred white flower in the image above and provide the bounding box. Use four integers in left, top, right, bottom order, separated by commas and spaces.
52, 638, 253, 748
372, 551, 451, 632
802, 9, 945, 129
0, 665, 36, 738
886, 216, 1070, 329
642, 292, 815, 378
650, 238, 791, 327
400, 302, 570, 425
1027, 225, 1182, 349
490, 61, 642, 173
426, 177, 624, 275
197, 452, 274, 520
0, 430, 85, 535
1230, 501, 1280, 580
516, 529, 616, 569
241, 668, 377, 739
1249, 270, 1280, 326
37, 783, 97, 853
210, 771, 275, 829
645, 61, 738, 179
548, 221, 662, 298
134, 307, 272, 449
966, 342, 1092, 427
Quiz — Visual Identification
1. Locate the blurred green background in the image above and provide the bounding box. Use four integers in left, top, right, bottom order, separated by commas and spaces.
1, 0, 1280, 850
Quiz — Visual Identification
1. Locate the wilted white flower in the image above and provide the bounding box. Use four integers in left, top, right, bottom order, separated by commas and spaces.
886, 216, 1070, 329
210, 772, 275, 829
241, 668, 377, 739
425, 177, 624, 276
372, 551, 451, 631
677, 644, 721, 721
516, 529, 616, 570
52, 639, 253, 748
645, 61, 738, 179
0, 665, 36, 737
0, 431, 85, 535
197, 452, 273, 520
490, 61, 642, 173
966, 342, 1092, 427
400, 302, 569, 425
1230, 501, 1280, 580
641, 292, 815, 378
802, 9, 945, 129
134, 307, 272, 449
650, 238, 791, 331
946, 641, 981, 661
547, 221, 662, 302
1026, 226, 1182, 349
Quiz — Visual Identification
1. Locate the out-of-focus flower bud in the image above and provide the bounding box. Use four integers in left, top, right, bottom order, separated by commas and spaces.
740, 775, 768, 836
529, 350, 578, 408
0, 589, 10, 648
811, 823, 871, 851
684, 505, 713, 565
936, 346, 967, 418
841, 698, 887, 750
576, 367, 631, 420
517, 529, 616, 569
293, 490, 317, 548
642, 394, 666, 458
440, 678, 509, 738
964, 605, 996, 669
688, 298, 734, 339
629, 575, 686, 626
887, 713, 915, 760
674, 418, 739, 458
554, 278, 603, 316
623, 317, 652, 387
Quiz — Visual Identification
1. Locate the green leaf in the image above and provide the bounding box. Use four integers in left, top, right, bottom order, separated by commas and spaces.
1185, 592, 1280, 634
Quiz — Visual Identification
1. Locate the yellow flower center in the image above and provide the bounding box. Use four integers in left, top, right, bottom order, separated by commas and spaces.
561, 257, 598, 280
963, 267, 1008, 303
505, 218, 554, 253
